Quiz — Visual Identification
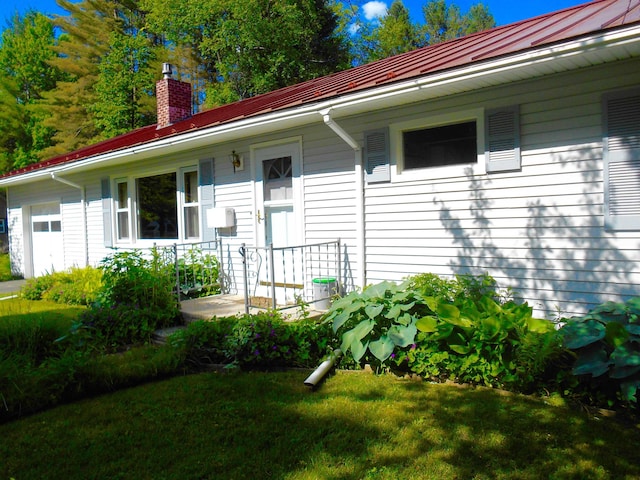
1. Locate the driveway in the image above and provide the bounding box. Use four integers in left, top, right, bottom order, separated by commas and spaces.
0, 279, 26, 294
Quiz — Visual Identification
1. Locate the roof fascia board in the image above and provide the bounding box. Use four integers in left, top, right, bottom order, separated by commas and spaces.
1, 25, 638, 187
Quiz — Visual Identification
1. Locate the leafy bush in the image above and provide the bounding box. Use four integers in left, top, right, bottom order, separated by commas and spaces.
325, 276, 563, 391
21, 267, 102, 305
170, 313, 335, 370
408, 272, 500, 303
560, 298, 640, 406
75, 249, 180, 349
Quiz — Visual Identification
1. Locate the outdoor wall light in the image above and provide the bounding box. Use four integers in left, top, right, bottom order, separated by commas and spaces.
230, 150, 244, 172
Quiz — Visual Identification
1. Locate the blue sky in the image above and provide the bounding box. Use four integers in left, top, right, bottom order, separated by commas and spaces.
1, 0, 589, 30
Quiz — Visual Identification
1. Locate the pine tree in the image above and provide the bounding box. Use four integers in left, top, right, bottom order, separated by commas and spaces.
0, 12, 62, 171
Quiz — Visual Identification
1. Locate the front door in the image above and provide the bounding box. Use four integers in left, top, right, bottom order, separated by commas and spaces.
31, 203, 64, 276
254, 141, 302, 302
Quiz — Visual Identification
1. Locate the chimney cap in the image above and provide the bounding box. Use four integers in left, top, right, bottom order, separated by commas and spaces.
162, 62, 172, 79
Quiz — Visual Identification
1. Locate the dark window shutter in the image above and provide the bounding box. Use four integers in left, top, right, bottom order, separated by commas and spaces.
604, 90, 640, 231
364, 128, 390, 183
100, 177, 112, 247
199, 158, 215, 241
485, 106, 520, 172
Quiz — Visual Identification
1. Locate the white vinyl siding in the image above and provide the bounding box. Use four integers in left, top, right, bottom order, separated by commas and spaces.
362, 60, 640, 317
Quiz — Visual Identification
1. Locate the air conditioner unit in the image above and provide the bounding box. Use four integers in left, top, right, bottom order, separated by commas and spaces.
206, 207, 235, 228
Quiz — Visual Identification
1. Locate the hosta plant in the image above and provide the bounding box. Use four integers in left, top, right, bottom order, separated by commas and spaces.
560, 297, 640, 405
324, 281, 428, 364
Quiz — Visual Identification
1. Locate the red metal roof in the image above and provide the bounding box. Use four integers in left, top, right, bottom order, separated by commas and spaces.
4, 0, 640, 179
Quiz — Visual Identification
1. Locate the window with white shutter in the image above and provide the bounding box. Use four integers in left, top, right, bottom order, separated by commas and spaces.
364, 128, 390, 183
603, 90, 640, 231
485, 106, 520, 173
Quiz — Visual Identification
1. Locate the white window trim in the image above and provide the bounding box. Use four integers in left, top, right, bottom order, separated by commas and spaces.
114, 177, 131, 243
390, 108, 486, 182
180, 166, 200, 240
112, 166, 200, 246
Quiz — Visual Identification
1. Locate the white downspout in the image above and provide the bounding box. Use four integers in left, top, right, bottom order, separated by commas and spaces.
50, 173, 89, 267
320, 109, 365, 291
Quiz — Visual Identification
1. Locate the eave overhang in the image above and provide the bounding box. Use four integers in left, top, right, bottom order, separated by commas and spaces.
1, 23, 639, 188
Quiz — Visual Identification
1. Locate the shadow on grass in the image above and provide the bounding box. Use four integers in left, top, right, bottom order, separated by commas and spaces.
1, 371, 639, 479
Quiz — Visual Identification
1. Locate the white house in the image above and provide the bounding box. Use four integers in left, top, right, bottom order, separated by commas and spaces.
1, 0, 639, 318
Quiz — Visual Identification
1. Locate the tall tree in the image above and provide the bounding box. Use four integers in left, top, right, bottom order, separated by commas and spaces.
0, 12, 62, 171
39, 0, 161, 157
359, 0, 420, 63
90, 31, 157, 138
142, 0, 350, 106
422, 0, 494, 45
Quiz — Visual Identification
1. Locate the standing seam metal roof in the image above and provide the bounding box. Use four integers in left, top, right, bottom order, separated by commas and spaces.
3, 0, 639, 179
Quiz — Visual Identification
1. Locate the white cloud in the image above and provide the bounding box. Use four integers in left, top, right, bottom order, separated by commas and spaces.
362, 1, 388, 21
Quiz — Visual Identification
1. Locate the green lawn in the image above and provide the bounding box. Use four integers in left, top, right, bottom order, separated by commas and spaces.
2, 370, 639, 480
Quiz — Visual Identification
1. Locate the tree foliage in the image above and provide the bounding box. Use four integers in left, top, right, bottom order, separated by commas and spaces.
0, 0, 495, 173
0, 12, 62, 171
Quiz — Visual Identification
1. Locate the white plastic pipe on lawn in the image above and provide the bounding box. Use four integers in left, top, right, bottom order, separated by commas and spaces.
304, 349, 342, 388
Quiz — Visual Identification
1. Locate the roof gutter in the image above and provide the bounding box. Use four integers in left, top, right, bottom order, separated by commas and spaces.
1, 24, 638, 187
319, 108, 365, 289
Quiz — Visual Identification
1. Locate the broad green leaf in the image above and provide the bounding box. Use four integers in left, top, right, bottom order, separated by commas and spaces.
340, 319, 374, 354
480, 316, 500, 340
560, 320, 606, 349
437, 303, 459, 319
572, 344, 611, 377
351, 339, 369, 362
610, 343, 640, 368
365, 304, 384, 320
363, 281, 395, 299
423, 296, 438, 312
416, 315, 438, 332
450, 343, 471, 355
478, 295, 501, 315
605, 322, 629, 348
588, 301, 628, 324
331, 311, 351, 333
388, 323, 417, 347
385, 303, 402, 320
435, 321, 455, 339
626, 297, 640, 316
369, 336, 395, 362
620, 379, 640, 402
398, 312, 413, 326
625, 324, 640, 335
526, 317, 555, 333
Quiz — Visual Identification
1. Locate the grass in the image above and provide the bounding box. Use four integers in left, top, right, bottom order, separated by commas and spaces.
0, 252, 18, 282
1, 370, 639, 480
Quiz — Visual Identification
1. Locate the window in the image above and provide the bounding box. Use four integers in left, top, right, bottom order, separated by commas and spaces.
378, 107, 519, 183
109, 167, 201, 244
263, 156, 293, 201
137, 172, 178, 240
403, 121, 477, 170
115, 179, 130, 240
603, 89, 640, 231
182, 169, 199, 239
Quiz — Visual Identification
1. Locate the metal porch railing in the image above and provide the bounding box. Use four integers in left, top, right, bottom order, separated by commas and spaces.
239, 239, 341, 313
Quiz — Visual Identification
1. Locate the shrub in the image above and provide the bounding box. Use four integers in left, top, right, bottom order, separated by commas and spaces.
325, 276, 562, 392
75, 249, 181, 349
170, 313, 335, 370
560, 298, 640, 407
21, 267, 102, 305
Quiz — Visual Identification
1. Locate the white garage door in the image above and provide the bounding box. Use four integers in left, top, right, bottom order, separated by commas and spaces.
31, 203, 64, 277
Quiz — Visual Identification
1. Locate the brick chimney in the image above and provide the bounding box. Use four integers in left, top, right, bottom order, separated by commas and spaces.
156, 63, 192, 129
